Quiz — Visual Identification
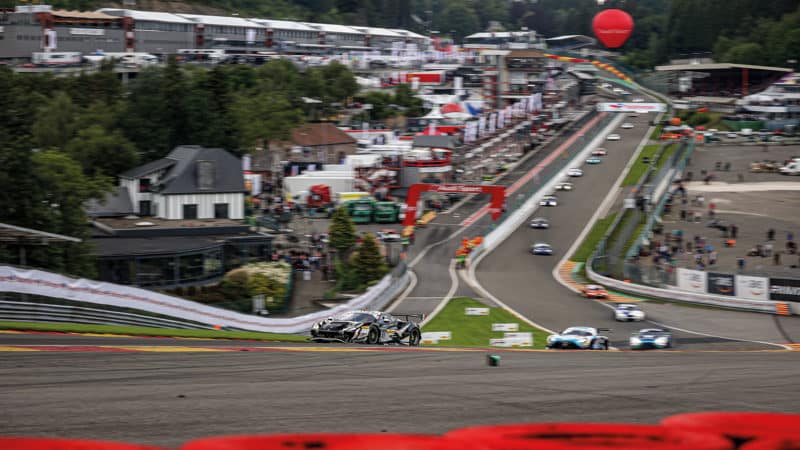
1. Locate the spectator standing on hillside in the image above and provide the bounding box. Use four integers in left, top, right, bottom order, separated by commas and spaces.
737, 257, 746, 272
774, 251, 781, 266
709, 250, 717, 267
730, 224, 738, 239
788, 231, 794, 242
768, 228, 776, 241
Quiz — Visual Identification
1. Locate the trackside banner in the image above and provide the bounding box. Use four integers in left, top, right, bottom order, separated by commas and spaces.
0, 266, 393, 333
677, 268, 706, 293
596, 102, 666, 113
735, 275, 769, 301
769, 277, 800, 302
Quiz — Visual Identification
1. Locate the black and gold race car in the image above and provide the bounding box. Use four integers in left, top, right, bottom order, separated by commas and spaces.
310, 310, 422, 346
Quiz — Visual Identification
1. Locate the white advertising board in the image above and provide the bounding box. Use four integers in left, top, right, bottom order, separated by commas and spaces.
492, 323, 519, 332
736, 275, 769, 301
676, 268, 707, 294
489, 336, 532, 347
596, 102, 666, 113
422, 331, 451, 342
465, 307, 490, 316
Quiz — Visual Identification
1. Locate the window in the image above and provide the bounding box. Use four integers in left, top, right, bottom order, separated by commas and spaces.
183, 204, 198, 219
139, 178, 151, 192
196, 160, 215, 190
214, 203, 228, 219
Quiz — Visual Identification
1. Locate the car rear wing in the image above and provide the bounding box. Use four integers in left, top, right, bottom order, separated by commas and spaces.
394, 313, 425, 322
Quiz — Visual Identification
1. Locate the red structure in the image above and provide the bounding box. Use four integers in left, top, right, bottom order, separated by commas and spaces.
403, 184, 505, 227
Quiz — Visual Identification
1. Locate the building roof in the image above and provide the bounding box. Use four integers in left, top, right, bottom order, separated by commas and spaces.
390, 29, 428, 40
51, 10, 121, 20
466, 31, 533, 39
85, 186, 134, 218
303, 22, 364, 35
119, 146, 244, 195
0, 222, 81, 243
248, 18, 317, 31
290, 123, 357, 147
159, 146, 245, 195
349, 26, 403, 37
507, 49, 547, 58
120, 157, 176, 179
655, 63, 792, 73
97, 8, 196, 24
176, 13, 265, 28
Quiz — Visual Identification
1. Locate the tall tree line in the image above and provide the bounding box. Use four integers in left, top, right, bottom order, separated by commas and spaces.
0, 59, 358, 276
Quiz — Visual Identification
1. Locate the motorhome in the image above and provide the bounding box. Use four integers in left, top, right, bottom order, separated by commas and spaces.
31, 52, 82, 66
84, 52, 159, 67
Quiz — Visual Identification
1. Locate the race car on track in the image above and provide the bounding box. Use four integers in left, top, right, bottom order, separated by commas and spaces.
630, 328, 673, 350
539, 195, 558, 206
566, 168, 584, 177
530, 242, 553, 255
529, 217, 550, 229
586, 157, 602, 165
621, 123, 635, 129
591, 148, 607, 156
614, 303, 646, 322
581, 284, 608, 299
310, 310, 422, 345
607, 134, 621, 141
555, 181, 574, 191
546, 326, 610, 350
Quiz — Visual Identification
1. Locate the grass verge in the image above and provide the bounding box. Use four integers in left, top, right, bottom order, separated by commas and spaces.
621, 144, 662, 186
421, 298, 550, 349
0, 321, 309, 342
570, 212, 617, 263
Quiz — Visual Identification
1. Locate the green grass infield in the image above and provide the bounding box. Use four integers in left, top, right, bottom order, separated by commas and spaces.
421, 298, 550, 349
0, 321, 309, 342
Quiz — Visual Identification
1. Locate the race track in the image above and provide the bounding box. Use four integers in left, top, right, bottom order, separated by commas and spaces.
0, 348, 797, 446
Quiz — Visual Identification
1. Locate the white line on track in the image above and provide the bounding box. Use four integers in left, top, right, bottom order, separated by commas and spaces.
420, 260, 458, 326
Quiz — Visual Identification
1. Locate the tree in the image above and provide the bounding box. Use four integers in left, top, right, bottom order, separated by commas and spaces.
64, 125, 139, 178
31, 91, 78, 150
230, 91, 304, 154
351, 233, 387, 286
328, 206, 357, 256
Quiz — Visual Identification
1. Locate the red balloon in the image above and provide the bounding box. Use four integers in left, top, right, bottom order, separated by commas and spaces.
592, 9, 634, 48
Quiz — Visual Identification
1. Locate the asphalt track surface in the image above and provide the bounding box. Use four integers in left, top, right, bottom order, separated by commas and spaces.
1, 348, 797, 446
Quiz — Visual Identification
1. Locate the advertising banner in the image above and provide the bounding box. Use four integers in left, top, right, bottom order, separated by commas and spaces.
735, 275, 769, 301
676, 268, 707, 293
491, 323, 519, 332
596, 102, 666, 113
769, 277, 800, 302
465, 307, 490, 316
706, 272, 735, 296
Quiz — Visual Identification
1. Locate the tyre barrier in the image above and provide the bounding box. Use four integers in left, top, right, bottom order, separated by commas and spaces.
0, 437, 164, 450
180, 434, 463, 450
741, 437, 800, 450
445, 423, 735, 450
661, 412, 800, 445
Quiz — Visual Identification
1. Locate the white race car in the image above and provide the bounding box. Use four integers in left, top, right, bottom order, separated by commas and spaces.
614, 303, 646, 321
621, 123, 634, 129
546, 326, 610, 350
607, 134, 621, 141
555, 181, 573, 191
591, 148, 607, 156
539, 195, 558, 207
566, 168, 583, 177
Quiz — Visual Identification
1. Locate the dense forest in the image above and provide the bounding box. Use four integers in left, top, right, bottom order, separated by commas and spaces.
7, 0, 799, 68
0, 60, 423, 275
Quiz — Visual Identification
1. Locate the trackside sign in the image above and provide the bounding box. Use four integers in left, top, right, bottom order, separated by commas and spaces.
596, 102, 666, 113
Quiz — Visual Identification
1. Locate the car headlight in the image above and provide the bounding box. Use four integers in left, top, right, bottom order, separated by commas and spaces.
547, 335, 556, 343
311, 322, 320, 330
630, 337, 641, 346
655, 336, 669, 346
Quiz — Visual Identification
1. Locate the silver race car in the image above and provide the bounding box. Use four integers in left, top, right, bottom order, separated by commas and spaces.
630, 328, 673, 350
310, 310, 422, 345
546, 326, 610, 350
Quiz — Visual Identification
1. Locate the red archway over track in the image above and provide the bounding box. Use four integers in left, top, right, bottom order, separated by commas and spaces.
403, 184, 506, 227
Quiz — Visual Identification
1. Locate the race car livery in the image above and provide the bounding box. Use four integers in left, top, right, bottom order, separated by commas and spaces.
630, 328, 673, 349
531, 242, 553, 255
614, 303, 646, 321
310, 310, 422, 345
581, 284, 608, 299
546, 326, 610, 350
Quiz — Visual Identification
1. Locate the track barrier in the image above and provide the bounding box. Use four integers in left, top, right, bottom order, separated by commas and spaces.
3, 414, 799, 449
445, 423, 735, 450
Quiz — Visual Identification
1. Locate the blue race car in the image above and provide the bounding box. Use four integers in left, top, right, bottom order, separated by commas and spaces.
629, 328, 673, 350
546, 326, 610, 350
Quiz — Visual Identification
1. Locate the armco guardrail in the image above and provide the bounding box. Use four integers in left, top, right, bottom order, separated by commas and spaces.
0, 300, 211, 329
585, 263, 782, 314
0, 264, 410, 333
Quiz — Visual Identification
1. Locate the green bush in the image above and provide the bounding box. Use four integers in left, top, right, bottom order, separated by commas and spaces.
687, 112, 710, 127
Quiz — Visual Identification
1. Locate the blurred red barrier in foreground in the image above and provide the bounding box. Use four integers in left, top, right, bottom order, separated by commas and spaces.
181, 433, 469, 450
662, 412, 800, 442
0, 437, 164, 450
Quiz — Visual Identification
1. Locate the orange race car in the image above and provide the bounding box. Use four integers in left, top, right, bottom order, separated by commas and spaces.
581, 284, 609, 299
